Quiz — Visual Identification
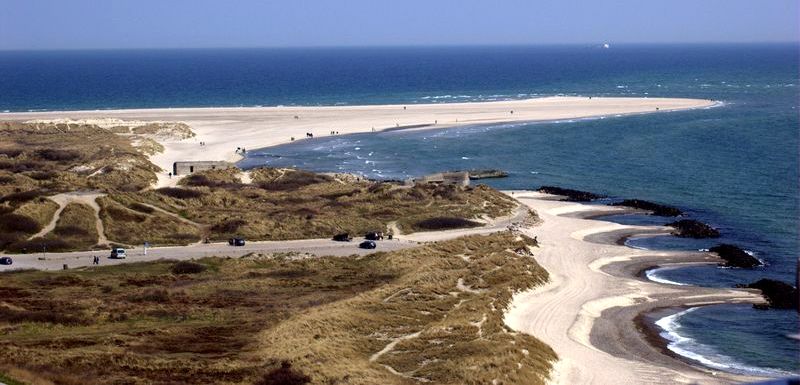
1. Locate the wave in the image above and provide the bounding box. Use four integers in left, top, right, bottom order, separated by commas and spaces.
644, 267, 688, 286
656, 308, 796, 378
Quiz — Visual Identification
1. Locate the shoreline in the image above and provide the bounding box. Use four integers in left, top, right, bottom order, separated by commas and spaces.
0, 96, 718, 188
503, 191, 768, 385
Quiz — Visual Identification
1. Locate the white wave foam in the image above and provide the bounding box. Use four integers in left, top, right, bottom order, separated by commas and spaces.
623, 237, 651, 250
645, 267, 688, 286
656, 308, 796, 377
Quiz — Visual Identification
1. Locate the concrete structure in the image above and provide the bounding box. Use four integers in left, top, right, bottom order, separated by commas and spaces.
408, 171, 470, 188
172, 161, 232, 176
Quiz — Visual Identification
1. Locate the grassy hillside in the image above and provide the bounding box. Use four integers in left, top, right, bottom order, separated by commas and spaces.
0, 232, 554, 385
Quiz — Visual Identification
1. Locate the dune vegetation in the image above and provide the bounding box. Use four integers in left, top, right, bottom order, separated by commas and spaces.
0, 121, 517, 252
0, 232, 554, 385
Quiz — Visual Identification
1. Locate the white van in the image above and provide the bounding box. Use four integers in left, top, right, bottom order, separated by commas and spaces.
109, 248, 126, 259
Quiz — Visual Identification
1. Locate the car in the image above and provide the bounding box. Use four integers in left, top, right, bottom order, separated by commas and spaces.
0, 257, 12, 265
359, 240, 377, 249
228, 237, 245, 246
332, 233, 353, 242
364, 231, 384, 241
109, 248, 126, 259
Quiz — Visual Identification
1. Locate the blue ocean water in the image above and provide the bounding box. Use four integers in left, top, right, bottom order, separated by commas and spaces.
2, 44, 798, 376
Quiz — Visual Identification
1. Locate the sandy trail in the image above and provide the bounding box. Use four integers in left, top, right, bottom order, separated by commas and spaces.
28, 191, 109, 246
503, 191, 765, 385
1, 96, 716, 188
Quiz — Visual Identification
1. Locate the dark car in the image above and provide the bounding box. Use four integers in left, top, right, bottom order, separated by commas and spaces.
228, 238, 246, 246
359, 241, 377, 249
332, 233, 353, 242
364, 232, 384, 241
0, 257, 12, 265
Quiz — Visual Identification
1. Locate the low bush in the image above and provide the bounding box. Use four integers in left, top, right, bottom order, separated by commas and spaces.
103, 204, 147, 222
27, 171, 58, 181
129, 202, 155, 214
254, 361, 310, 385
127, 288, 170, 303
156, 187, 205, 199
0, 190, 43, 204
258, 171, 331, 191
0, 307, 87, 326
0, 148, 23, 158
53, 225, 90, 237
0, 214, 41, 233
171, 261, 207, 275
6, 238, 74, 253
211, 219, 247, 233
36, 149, 80, 162
414, 217, 482, 230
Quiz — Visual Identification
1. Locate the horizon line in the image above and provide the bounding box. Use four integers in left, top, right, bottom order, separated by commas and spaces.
1, 41, 798, 52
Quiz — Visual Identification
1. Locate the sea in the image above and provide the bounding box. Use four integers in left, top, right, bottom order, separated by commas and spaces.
1, 44, 798, 377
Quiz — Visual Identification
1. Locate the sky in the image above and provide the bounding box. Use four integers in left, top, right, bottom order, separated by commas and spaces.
1, 0, 798, 50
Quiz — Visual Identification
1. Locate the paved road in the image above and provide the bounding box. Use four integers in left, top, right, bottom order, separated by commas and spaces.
1, 206, 527, 271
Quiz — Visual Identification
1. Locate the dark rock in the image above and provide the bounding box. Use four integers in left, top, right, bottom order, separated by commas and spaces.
709, 244, 762, 268
737, 279, 799, 310
467, 169, 509, 180
537, 186, 604, 202
666, 219, 720, 238
611, 199, 683, 217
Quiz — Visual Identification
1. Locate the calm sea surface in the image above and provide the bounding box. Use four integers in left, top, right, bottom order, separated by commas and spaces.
2, 44, 798, 376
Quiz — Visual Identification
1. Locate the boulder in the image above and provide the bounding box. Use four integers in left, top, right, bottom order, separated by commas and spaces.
611, 199, 683, 217
537, 186, 603, 202
737, 279, 798, 310
709, 244, 762, 268
666, 219, 720, 238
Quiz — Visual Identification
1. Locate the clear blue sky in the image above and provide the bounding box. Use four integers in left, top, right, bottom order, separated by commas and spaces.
1, 0, 798, 50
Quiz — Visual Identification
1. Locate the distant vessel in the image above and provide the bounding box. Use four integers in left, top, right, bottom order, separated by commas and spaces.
603, 43, 610, 49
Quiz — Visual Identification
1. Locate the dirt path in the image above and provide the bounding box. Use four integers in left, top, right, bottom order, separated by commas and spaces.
135, 202, 205, 228
28, 192, 109, 246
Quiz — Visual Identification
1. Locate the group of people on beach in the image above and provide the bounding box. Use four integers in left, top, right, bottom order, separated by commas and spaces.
235, 147, 247, 154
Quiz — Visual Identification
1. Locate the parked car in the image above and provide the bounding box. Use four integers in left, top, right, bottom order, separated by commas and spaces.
359, 240, 377, 249
332, 233, 353, 242
0, 257, 12, 265
364, 231, 384, 241
228, 237, 246, 246
109, 248, 126, 259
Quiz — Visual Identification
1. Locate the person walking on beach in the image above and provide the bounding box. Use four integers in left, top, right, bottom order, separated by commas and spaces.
92, 255, 99, 265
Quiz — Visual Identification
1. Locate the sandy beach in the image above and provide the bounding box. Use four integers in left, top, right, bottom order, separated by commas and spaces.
503, 191, 767, 385
1, 96, 716, 187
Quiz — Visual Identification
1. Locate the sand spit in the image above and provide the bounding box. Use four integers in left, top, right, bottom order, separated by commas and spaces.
1, 96, 716, 188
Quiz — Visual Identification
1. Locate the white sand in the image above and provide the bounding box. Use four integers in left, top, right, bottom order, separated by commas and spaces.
503, 191, 764, 385
1, 96, 716, 187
